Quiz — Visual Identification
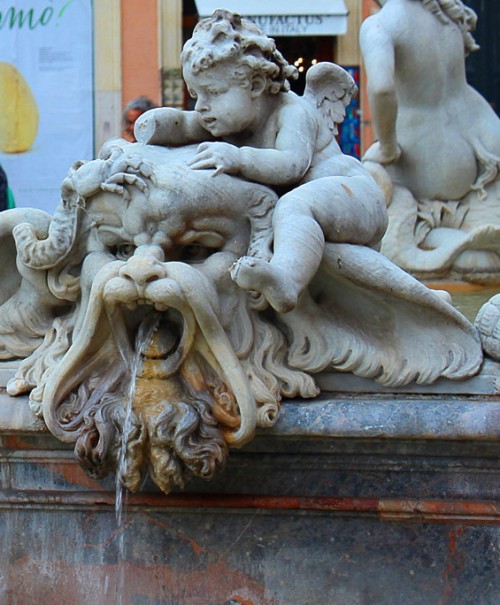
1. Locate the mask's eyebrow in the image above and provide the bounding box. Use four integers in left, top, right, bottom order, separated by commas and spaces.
191, 216, 236, 234
177, 229, 226, 248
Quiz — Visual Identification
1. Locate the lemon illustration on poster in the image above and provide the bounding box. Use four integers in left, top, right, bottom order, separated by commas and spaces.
0, 1, 93, 213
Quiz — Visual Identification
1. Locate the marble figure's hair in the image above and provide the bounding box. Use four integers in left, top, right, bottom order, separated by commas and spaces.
181, 9, 297, 94
420, 0, 479, 54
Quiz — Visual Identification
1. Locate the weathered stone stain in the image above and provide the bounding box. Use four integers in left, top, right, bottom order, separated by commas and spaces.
4, 558, 275, 605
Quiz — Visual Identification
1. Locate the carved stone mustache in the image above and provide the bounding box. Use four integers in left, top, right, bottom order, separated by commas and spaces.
41, 246, 257, 448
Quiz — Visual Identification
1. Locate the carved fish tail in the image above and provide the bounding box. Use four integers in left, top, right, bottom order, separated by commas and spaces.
13, 198, 82, 269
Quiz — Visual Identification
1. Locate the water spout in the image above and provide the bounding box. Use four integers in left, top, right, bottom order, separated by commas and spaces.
115, 313, 160, 525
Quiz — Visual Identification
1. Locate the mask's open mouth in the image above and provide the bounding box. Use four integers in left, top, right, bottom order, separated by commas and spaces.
136, 309, 181, 369
103, 273, 199, 381
119, 306, 192, 380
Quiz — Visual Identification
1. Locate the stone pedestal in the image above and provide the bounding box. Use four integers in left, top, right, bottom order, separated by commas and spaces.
1, 386, 499, 605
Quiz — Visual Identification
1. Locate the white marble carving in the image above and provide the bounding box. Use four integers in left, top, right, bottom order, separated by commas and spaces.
475, 294, 500, 361
360, 0, 500, 281
0, 10, 490, 493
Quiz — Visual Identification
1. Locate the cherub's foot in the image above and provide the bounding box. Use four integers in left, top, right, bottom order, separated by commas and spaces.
230, 256, 298, 313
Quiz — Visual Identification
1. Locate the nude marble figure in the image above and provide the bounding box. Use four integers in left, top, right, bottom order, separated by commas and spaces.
360, 0, 500, 280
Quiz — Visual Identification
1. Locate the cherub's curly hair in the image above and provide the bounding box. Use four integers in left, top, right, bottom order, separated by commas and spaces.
181, 9, 297, 94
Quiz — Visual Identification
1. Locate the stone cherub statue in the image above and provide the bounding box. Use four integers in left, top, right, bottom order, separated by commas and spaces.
360, 0, 500, 280
0, 9, 492, 495
136, 10, 387, 313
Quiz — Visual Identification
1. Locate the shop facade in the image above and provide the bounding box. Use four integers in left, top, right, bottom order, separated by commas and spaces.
93, 0, 368, 154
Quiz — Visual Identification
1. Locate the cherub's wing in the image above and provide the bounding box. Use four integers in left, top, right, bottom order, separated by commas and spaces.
304, 62, 358, 134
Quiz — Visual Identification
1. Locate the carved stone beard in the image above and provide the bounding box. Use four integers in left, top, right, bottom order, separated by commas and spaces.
73, 320, 232, 494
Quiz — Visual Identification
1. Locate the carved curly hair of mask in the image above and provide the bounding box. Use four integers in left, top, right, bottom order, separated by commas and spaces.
181, 9, 297, 94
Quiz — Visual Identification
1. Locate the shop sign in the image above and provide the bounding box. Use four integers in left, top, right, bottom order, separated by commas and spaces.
246, 14, 347, 36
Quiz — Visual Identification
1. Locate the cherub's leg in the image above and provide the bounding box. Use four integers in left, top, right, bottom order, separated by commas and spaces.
231, 189, 324, 313
231, 175, 387, 313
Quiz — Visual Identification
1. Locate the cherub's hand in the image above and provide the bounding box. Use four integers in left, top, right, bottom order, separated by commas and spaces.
188, 142, 241, 176
363, 141, 402, 165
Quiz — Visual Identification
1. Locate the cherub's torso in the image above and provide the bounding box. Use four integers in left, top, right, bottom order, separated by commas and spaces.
223, 91, 365, 183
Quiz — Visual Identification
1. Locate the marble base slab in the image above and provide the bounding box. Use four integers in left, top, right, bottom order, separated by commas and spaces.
0, 362, 499, 604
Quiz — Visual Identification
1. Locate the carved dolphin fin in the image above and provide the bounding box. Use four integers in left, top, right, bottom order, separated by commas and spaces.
284, 243, 483, 386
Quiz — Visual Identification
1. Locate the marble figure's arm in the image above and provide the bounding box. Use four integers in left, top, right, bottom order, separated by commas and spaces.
188, 104, 315, 185
134, 107, 211, 146
360, 18, 401, 163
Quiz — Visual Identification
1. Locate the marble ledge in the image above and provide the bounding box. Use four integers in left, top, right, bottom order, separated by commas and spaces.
0, 358, 498, 441
1, 391, 499, 443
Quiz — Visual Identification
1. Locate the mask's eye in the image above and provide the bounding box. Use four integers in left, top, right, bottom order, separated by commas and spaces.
179, 244, 215, 263
115, 243, 137, 260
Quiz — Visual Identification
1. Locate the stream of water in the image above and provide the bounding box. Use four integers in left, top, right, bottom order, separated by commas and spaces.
114, 314, 160, 604
115, 314, 160, 524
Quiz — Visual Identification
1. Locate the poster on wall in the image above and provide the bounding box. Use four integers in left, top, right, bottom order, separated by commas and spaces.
0, 1, 94, 214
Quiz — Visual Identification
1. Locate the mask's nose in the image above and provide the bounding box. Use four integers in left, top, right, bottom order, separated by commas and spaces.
119, 245, 166, 286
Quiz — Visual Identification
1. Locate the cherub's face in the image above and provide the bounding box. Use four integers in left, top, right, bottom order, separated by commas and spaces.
183, 62, 261, 138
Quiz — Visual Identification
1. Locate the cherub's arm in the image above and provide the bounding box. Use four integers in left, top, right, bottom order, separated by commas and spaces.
240, 108, 315, 185
134, 107, 212, 146
360, 17, 401, 163
189, 103, 316, 186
